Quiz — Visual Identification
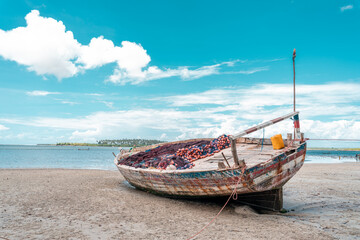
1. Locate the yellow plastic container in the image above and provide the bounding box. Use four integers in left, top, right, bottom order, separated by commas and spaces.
270, 134, 285, 150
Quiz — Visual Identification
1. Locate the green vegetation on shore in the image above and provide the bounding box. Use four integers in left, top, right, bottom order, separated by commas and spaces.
55, 143, 99, 146
56, 139, 166, 147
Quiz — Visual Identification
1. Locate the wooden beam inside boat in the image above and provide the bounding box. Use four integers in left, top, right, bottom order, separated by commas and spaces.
231, 138, 240, 167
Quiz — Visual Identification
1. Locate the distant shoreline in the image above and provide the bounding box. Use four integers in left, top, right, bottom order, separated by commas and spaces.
37, 139, 166, 147
35, 143, 114, 146
308, 147, 360, 151
51, 143, 360, 151
48, 144, 360, 151
2, 144, 359, 151
37, 143, 131, 147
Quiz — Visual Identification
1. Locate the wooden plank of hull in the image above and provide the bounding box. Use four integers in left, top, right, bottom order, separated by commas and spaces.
116, 142, 307, 197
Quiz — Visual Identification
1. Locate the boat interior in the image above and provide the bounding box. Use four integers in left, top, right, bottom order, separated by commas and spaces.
193, 137, 298, 170
118, 136, 302, 171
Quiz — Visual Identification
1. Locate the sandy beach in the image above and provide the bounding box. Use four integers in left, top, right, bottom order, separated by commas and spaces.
0, 163, 359, 240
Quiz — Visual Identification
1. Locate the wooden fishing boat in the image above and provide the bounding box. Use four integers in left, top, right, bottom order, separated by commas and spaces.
114, 111, 306, 210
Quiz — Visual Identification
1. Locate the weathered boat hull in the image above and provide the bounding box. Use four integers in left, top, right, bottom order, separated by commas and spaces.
115, 142, 306, 198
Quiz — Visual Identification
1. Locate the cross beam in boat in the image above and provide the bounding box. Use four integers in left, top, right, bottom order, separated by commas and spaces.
230, 111, 299, 167
231, 111, 299, 140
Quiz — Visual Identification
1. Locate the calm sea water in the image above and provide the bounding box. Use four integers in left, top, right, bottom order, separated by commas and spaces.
0, 144, 358, 170
0, 145, 121, 170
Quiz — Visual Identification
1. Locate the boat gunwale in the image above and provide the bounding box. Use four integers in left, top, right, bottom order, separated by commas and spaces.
114, 141, 306, 175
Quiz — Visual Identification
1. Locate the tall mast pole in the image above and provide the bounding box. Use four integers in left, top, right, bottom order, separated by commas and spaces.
292, 48, 296, 112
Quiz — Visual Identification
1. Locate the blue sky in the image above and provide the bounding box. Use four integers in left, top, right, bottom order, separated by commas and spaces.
0, 0, 359, 145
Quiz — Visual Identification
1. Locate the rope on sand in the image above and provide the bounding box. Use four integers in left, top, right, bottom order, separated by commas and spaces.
186, 167, 245, 240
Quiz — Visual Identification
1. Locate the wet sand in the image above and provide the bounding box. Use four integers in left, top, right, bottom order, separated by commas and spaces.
0, 163, 359, 239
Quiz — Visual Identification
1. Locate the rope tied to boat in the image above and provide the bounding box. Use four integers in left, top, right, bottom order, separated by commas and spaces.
186, 166, 246, 240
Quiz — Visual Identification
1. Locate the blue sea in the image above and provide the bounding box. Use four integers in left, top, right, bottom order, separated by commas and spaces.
0, 145, 122, 170
0, 143, 358, 170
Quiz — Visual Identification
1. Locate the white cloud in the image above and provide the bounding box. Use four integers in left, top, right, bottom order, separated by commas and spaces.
0, 108, 241, 142
1, 107, 360, 143
157, 83, 360, 118
226, 66, 269, 75
77, 36, 123, 69
26, 90, 60, 96
107, 64, 219, 85
101, 101, 114, 108
70, 128, 101, 142
78, 37, 152, 81
340, 5, 353, 12
0, 10, 80, 79
0, 10, 268, 84
0, 10, 151, 81
2, 82, 360, 143
147, 82, 360, 139
301, 120, 360, 139
0, 133, 25, 140
87, 93, 103, 97
0, 124, 9, 130
106, 60, 266, 85
244, 119, 360, 140
60, 100, 79, 105
160, 133, 167, 140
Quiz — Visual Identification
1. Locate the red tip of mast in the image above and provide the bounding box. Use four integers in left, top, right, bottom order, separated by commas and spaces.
293, 48, 296, 59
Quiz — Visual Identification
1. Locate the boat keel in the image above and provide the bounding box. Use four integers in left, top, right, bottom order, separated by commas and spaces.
234, 187, 283, 212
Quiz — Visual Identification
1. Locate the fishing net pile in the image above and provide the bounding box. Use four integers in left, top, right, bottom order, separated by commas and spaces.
118, 134, 231, 170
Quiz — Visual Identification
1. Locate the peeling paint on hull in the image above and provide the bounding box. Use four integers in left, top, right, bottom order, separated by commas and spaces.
115, 143, 307, 198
